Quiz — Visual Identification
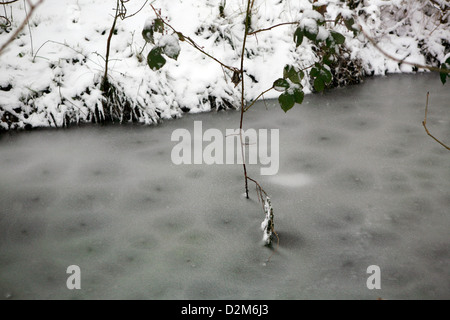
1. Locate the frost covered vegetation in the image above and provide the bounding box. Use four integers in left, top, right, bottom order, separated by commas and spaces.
0, 0, 449, 130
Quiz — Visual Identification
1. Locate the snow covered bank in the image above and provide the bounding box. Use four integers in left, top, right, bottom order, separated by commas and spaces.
0, 0, 448, 130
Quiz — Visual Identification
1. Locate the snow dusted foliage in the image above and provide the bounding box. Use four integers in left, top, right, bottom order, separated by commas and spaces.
0, 0, 448, 130
261, 196, 275, 246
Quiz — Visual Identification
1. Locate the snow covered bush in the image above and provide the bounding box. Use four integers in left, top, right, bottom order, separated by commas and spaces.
0, 0, 449, 130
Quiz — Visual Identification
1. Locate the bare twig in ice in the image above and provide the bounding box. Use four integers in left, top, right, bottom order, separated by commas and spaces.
422, 92, 450, 151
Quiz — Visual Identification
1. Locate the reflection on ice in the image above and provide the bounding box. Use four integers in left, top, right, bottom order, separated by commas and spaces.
268, 173, 312, 187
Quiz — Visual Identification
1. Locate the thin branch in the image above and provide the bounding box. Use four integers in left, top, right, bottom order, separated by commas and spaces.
0, 0, 44, 56
239, 0, 254, 199
248, 21, 298, 36
102, 0, 120, 90
124, 0, 148, 19
33, 40, 104, 69
23, 0, 33, 56
0, 0, 19, 5
358, 22, 450, 74
244, 86, 273, 112
422, 92, 450, 150
150, 4, 238, 74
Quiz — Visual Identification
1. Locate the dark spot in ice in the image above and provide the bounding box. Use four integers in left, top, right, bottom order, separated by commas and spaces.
415, 156, 442, 167
205, 211, 247, 234
63, 191, 109, 211
341, 260, 354, 269
438, 193, 450, 207
410, 170, 433, 180
416, 242, 450, 266
405, 197, 433, 215
186, 169, 205, 179
331, 169, 374, 191
154, 215, 192, 233
1, 219, 46, 244
129, 234, 159, 250
305, 129, 347, 148
289, 153, 332, 174
361, 228, 400, 246
342, 116, 380, 131
52, 212, 107, 238
387, 197, 433, 228
142, 196, 152, 202
383, 266, 420, 288
384, 171, 408, 182
185, 280, 231, 300
315, 206, 365, 231
394, 124, 420, 136
277, 231, 305, 249
416, 240, 450, 276
384, 146, 408, 159
381, 171, 413, 194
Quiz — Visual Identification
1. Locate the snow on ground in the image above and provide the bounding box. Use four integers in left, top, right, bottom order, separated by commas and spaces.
0, 0, 449, 130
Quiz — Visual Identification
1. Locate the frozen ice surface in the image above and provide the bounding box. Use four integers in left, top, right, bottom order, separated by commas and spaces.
0, 74, 449, 299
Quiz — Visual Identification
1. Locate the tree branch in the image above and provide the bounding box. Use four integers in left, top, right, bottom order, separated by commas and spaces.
0, 0, 20, 5
358, 22, 450, 74
0, 0, 44, 56
150, 4, 238, 74
244, 87, 273, 112
248, 21, 298, 36
422, 92, 450, 150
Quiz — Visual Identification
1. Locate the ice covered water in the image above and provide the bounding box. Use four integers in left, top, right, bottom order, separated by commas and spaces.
0, 73, 449, 299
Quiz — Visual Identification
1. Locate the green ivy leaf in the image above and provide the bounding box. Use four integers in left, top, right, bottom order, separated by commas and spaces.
330, 31, 345, 45
299, 70, 305, 80
283, 65, 293, 79
293, 88, 304, 104
304, 26, 318, 41
142, 18, 165, 44
321, 67, 332, 84
344, 17, 358, 36
294, 28, 304, 47
177, 32, 185, 42
323, 54, 334, 66
283, 65, 301, 84
314, 77, 325, 92
154, 18, 164, 33
310, 67, 320, 78
147, 47, 166, 71
273, 78, 290, 92
440, 73, 447, 85
142, 27, 154, 44
279, 92, 295, 112
325, 37, 334, 48
440, 62, 448, 85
